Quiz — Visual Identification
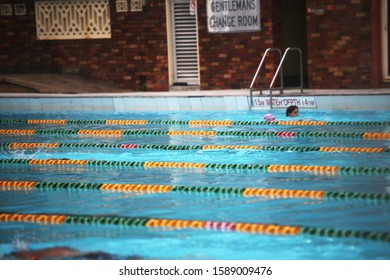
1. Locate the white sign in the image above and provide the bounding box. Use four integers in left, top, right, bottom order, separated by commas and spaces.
207, 0, 261, 33
252, 97, 317, 109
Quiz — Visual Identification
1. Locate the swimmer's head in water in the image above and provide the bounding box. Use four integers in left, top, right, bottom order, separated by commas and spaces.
7, 246, 144, 260
286, 106, 299, 117
11, 247, 80, 260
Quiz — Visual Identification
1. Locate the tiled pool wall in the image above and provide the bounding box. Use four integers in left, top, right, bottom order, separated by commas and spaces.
0, 95, 389, 111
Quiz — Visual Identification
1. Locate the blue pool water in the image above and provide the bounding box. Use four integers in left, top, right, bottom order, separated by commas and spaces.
0, 110, 389, 260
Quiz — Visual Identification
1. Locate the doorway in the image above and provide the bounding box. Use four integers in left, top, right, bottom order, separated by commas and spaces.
382, 0, 390, 80
281, 0, 308, 87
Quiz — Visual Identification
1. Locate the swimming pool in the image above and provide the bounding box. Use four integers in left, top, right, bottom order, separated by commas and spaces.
0, 109, 389, 260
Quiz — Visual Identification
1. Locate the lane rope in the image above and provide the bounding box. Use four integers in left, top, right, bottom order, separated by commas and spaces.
1, 119, 389, 127
0, 212, 389, 243
0, 180, 389, 202
0, 158, 389, 175
0, 129, 389, 139
1, 142, 388, 153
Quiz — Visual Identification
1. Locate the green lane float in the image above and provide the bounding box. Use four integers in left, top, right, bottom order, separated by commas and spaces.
1, 118, 389, 127
1, 180, 389, 203
0, 212, 389, 243
0, 129, 389, 139
1, 142, 388, 153
0, 158, 389, 175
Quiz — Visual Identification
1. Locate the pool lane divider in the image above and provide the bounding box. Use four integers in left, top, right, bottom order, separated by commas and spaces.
0, 129, 389, 139
0, 212, 389, 243
1, 119, 389, 127
1, 142, 388, 153
1, 180, 389, 203
0, 158, 389, 175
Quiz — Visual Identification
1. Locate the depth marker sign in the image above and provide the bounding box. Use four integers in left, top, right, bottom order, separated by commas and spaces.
252, 97, 317, 109
207, 0, 261, 33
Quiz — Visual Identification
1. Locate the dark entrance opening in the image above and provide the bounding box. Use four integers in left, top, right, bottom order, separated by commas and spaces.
281, 0, 308, 87
387, 0, 390, 75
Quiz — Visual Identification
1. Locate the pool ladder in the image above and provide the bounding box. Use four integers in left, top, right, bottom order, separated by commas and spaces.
249, 47, 304, 109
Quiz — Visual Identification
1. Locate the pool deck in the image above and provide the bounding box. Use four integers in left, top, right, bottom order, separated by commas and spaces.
1, 74, 390, 111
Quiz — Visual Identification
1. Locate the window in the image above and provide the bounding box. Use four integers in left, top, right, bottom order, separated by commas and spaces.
35, 0, 111, 40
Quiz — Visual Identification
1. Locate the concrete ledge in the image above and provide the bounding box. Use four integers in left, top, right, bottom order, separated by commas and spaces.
1, 73, 390, 97
1, 88, 390, 98
0, 74, 389, 111
0, 74, 127, 93
0, 95, 389, 111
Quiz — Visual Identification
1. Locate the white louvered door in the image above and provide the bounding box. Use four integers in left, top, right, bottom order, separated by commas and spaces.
171, 0, 199, 85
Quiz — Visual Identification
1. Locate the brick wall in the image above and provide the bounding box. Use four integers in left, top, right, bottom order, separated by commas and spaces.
306, 0, 385, 88
50, 1, 169, 91
0, 0, 387, 91
196, 0, 281, 90
0, 1, 54, 73
0, 0, 169, 91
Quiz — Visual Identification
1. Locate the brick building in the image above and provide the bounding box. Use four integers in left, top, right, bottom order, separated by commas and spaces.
0, 0, 388, 91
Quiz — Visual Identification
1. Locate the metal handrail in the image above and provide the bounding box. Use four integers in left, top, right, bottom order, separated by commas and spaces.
249, 48, 282, 108
269, 47, 303, 109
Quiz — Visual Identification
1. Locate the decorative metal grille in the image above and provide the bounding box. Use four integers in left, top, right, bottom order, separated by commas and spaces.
35, 0, 111, 40
0, 4, 12, 16
116, 0, 128, 12
14, 4, 27, 16
131, 0, 142, 12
